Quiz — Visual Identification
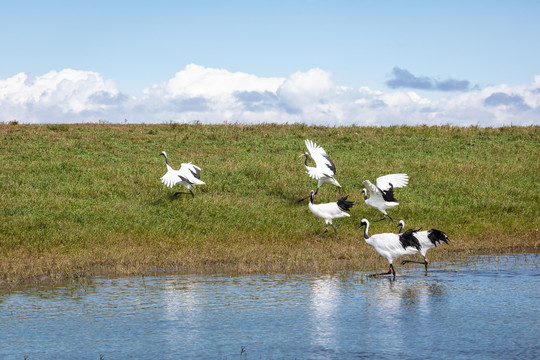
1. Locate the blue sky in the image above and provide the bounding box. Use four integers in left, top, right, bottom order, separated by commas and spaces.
1, 0, 539, 126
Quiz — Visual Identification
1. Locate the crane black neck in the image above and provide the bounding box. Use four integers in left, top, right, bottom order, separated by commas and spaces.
161, 153, 169, 165
361, 222, 369, 240
362, 190, 367, 200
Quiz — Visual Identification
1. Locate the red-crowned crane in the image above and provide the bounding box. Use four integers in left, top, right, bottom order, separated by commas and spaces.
298, 139, 342, 202
361, 173, 409, 221
160, 151, 205, 198
357, 218, 421, 279
401, 227, 449, 271
308, 190, 354, 240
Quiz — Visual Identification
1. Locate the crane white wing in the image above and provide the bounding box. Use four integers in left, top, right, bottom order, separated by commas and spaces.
179, 163, 206, 185
305, 166, 332, 180
305, 139, 336, 175
362, 180, 384, 200
375, 174, 408, 191
161, 168, 181, 188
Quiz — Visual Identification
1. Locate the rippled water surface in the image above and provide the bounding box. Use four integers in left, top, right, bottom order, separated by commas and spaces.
1, 254, 539, 359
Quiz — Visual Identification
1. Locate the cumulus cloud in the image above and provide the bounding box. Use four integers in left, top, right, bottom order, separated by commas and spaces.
386, 67, 471, 92
0, 69, 129, 123
0, 65, 538, 126
150, 64, 283, 99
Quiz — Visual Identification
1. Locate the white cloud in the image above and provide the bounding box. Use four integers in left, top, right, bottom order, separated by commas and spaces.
157, 64, 284, 98
0, 69, 127, 123
277, 68, 335, 109
1, 64, 538, 126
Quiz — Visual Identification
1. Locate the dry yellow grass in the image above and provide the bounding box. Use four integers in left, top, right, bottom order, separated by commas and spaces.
1, 230, 537, 286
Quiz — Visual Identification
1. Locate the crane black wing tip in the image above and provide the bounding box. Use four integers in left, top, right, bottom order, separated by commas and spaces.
337, 196, 354, 212
322, 154, 336, 174
399, 231, 422, 251
178, 175, 194, 185
189, 167, 202, 179
428, 229, 449, 245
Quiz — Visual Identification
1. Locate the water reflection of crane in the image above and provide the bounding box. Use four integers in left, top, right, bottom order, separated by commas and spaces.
163, 276, 203, 347
309, 276, 341, 352
365, 277, 446, 352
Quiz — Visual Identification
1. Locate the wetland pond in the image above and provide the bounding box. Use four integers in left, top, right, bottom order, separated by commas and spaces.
1, 253, 539, 359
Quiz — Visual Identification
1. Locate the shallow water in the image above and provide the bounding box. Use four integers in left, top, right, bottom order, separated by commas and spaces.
1, 254, 539, 359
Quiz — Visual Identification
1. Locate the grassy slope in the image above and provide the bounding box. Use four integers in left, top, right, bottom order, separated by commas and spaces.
1, 124, 538, 283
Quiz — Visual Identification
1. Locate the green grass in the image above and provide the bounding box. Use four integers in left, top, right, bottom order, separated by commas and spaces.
0, 123, 538, 284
